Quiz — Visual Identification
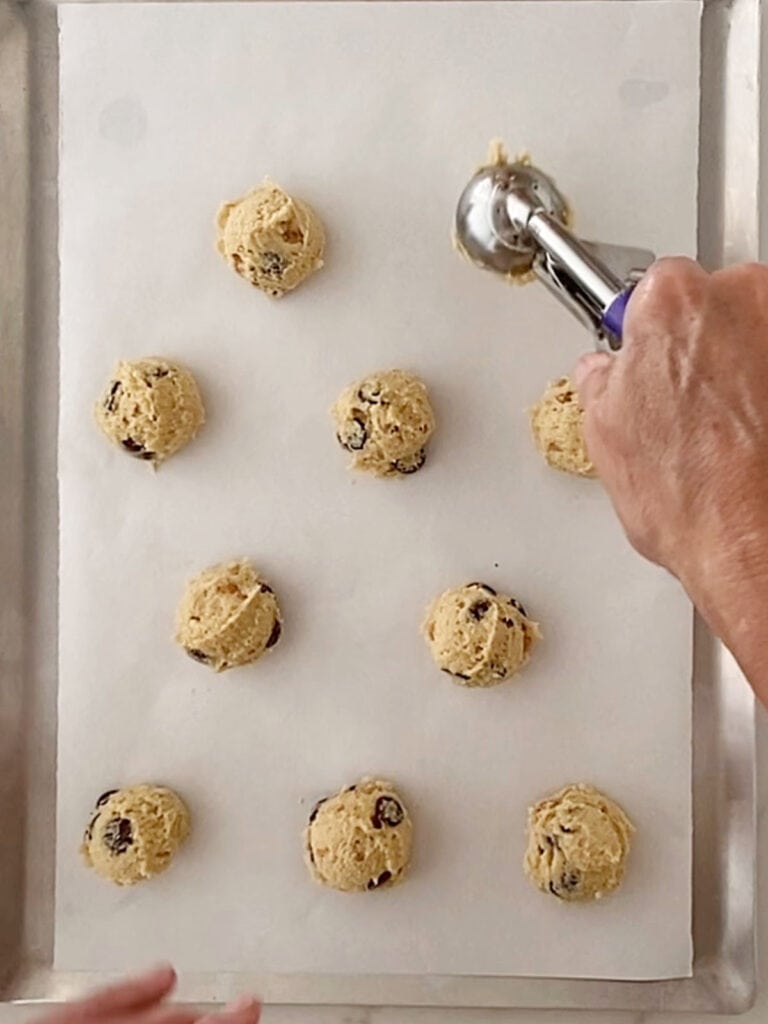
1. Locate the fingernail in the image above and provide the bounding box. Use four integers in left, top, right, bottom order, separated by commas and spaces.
139, 963, 176, 981
149, 963, 176, 976
225, 996, 259, 1013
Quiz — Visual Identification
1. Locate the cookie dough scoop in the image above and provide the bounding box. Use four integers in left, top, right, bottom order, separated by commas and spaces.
455, 153, 654, 350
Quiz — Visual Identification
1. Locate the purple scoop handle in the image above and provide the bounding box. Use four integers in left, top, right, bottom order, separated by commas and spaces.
602, 288, 634, 340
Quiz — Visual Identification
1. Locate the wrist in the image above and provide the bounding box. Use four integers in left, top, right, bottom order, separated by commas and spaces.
677, 524, 768, 702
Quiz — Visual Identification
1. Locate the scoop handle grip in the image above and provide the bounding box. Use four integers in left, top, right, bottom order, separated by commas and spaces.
601, 287, 635, 347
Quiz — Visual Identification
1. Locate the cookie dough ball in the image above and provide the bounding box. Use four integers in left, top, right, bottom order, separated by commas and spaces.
331, 369, 436, 478
304, 778, 413, 893
524, 783, 634, 902
216, 179, 325, 297
81, 784, 190, 886
175, 559, 282, 672
423, 582, 540, 687
94, 357, 205, 466
530, 377, 595, 477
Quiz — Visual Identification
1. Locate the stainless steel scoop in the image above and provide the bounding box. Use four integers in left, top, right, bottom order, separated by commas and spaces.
455, 160, 655, 350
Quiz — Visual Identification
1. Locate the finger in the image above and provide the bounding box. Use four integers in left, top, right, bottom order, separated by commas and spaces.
624, 256, 707, 332
644, 255, 703, 274
144, 1008, 206, 1024
60, 1004, 203, 1024
712, 262, 768, 310
197, 997, 262, 1024
78, 965, 177, 1017
636, 256, 706, 290
225, 998, 260, 1014
572, 352, 612, 406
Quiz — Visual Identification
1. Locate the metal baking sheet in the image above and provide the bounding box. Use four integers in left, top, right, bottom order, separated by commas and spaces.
0, 0, 760, 1014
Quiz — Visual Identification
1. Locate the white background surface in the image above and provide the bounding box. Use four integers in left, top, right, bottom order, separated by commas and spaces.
56, 1, 698, 982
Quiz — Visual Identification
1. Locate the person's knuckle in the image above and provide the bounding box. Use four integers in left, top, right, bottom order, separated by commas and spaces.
627, 257, 705, 337
712, 262, 768, 315
736, 261, 768, 296
653, 257, 703, 295
741, 261, 768, 281
716, 261, 768, 285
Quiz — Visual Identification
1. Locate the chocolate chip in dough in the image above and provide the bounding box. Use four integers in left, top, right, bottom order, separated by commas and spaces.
469, 600, 491, 621
466, 582, 497, 596
308, 798, 327, 825
367, 870, 393, 890
372, 796, 404, 829
265, 619, 282, 649
104, 381, 121, 412
121, 437, 155, 461
338, 418, 367, 452
102, 816, 134, 855
185, 647, 212, 665
392, 448, 426, 475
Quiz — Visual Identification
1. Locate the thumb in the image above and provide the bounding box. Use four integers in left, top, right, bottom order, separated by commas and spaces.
573, 352, 612, 408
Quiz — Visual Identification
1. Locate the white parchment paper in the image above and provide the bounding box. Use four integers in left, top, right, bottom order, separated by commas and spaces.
56, 0, 699, 980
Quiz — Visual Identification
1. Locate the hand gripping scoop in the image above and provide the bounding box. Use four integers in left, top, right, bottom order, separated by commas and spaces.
455, 159, 655, 351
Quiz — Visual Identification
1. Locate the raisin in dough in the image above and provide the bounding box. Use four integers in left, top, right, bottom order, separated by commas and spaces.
331, 369, 436, 477
94, 357, 205, 465
81, 784, 190, 886
524, 783, 634, 902
530, 377, 595, 477
216, 179, 325, 297
423, 582, 540, 687
304, 778, 413, 893
175, 559, 282, 672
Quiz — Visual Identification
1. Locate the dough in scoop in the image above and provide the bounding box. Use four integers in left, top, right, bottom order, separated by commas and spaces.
216, 179, 325, 297
423, 582, 540, 687
94, 357, 205, 465
454, 143, 573, 286
331, 369, 436, 477
530, 376, 595, 477
81, 784, 190, 886
175, 559, 282, 672
304, 778, 413, 893
524, 783, 634, 901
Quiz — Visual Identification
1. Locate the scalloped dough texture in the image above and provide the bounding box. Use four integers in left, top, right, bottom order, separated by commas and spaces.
423, 582, 540, 687
216, 179, 325, 297
94, 357, 205, 465
304, 778, 413, 893
331, 369, 436, 478
524, 783, 634, 901
175, 559, 282, 672
81, 784, 190, 886
530, 376, 596, 477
